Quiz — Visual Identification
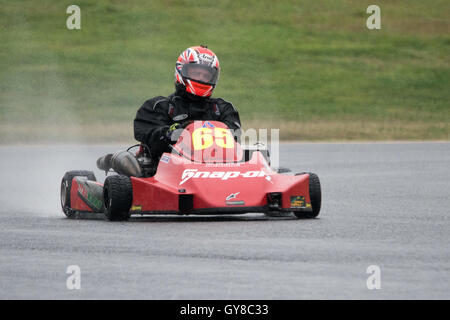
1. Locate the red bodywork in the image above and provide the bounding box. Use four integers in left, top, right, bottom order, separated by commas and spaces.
69, 121, 312, 215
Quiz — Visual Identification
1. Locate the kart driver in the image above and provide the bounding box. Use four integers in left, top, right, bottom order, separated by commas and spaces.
134, 45, 241, 164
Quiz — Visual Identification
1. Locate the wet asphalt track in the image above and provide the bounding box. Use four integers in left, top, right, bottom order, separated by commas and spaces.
0, 142, 449, 299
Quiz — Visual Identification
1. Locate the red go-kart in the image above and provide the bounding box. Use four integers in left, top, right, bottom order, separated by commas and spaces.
60, 121, 321, 221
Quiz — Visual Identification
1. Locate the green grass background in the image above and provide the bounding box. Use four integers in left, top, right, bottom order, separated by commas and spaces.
0, 0, 449, 142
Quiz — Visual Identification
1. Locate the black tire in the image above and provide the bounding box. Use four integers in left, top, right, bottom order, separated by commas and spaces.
294, 172, 321, 219
103, 175, 132, 221
61, 170, 96, 218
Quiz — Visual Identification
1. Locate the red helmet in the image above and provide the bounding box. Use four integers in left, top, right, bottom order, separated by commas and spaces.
175, 46, 220, 98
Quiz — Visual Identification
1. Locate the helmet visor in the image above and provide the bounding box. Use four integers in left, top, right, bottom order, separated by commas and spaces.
181, 64, 219, 85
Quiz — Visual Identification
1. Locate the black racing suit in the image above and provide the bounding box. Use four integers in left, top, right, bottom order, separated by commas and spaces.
134, 89, 241, 162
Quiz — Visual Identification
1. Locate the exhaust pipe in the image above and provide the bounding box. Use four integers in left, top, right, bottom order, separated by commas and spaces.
97, 154, 113, 171
97, 151, 143, 177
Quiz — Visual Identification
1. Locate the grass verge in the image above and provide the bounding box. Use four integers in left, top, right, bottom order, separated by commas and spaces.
0, 0, 449, 142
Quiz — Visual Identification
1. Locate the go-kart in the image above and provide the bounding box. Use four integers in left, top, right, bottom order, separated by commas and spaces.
60, 121, 321, 221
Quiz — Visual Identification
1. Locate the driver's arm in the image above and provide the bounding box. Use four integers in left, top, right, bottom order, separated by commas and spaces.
217, 100, 242, 142
134, 97, 172, 159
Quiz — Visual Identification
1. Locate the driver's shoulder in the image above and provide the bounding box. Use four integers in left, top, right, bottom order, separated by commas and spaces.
142, 96, 171, 110
210, 97, 237, 112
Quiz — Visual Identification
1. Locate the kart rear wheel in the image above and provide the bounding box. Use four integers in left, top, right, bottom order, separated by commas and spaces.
103, 175, 132, 221
294, 172, 321, 219
61, 170, 96, 218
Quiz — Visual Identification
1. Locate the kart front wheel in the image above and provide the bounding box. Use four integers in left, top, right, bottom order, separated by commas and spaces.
294, 172, 321, 219
61, 170, 96, 218
103, 175, 132, 221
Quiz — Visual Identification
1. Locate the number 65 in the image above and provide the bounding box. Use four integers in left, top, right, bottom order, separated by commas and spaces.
192, 127, 234, 150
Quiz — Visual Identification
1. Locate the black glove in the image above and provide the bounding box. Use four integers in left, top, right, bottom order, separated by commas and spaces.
165, 121, 195, 144
165, 123, 183, 144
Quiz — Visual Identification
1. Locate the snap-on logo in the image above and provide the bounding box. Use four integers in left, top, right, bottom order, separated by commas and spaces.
180, 169, 268, 185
